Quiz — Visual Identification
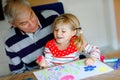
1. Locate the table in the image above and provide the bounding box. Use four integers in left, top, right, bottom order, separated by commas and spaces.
1, 51, 120, 80
1, 70, 120, 80
84, 69, 120, 80
0, 71, 36, 80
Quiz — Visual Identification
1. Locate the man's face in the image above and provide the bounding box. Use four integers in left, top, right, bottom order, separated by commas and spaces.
12, 6, 39, 33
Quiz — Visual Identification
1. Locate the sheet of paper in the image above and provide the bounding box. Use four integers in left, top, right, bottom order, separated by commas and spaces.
33, 60, 114, 80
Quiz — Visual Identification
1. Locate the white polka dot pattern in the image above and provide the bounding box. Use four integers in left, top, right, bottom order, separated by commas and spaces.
45, 39, 77, 57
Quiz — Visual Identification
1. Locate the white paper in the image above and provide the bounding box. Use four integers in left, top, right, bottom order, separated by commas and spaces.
33, 60, 114, 80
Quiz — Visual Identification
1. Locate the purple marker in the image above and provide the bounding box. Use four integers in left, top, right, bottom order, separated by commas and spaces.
113, 58, 120, 70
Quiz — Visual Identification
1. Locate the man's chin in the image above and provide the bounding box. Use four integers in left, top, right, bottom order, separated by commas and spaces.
31, 28, 39, 33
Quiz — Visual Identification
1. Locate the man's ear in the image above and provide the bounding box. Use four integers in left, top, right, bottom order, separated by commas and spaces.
8, 21, 16, 28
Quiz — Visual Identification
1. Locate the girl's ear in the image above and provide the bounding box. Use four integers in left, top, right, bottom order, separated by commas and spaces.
72, 30, 76, 36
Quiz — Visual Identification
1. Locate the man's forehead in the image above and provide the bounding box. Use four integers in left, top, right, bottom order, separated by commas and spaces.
14, 6, 31, 20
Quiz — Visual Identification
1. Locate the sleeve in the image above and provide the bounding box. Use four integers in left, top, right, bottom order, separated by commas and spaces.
85, 43, 101, 59
5, 45, 26, 74
44, 42, 56, 67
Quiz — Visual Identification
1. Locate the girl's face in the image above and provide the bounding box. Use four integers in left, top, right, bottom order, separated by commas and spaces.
54, 23, 76, 45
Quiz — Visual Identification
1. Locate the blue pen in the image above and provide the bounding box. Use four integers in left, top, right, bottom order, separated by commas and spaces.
103, 58, 118, 63
113, 59, 120, 70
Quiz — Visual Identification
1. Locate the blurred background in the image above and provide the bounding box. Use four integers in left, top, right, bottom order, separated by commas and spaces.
0, 0, 119, 77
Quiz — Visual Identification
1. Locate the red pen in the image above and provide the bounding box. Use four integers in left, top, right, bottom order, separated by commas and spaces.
37, 55, 43, 63
100, 55, 105, 62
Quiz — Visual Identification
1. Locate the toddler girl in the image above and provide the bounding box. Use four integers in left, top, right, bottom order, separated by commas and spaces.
36, 13, 101, 68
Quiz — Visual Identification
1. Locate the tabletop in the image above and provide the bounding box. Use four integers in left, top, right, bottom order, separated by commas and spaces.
1, 51, 120, 80
0, 62, 120, 80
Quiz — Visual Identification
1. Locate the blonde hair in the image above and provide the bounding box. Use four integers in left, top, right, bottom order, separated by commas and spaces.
4, 0, 31, 22
53, 13, 85, 52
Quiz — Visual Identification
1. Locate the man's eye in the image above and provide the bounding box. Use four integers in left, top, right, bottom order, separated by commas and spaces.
20, 22, 27, 26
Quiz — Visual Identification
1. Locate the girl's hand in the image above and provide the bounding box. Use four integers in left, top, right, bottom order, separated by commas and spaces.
36, 55, 47, 68
85, 57, 96, 66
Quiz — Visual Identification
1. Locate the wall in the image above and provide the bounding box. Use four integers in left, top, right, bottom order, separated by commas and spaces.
0, 0, 11, 77
0, 0, 119, 76
59, 0, 119, 52
103, 0, 118, 50
0, 21, 10, 76
0, 20, 10, 76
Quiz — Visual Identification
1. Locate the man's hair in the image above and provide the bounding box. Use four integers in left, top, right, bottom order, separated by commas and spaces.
4, 0, 31, 22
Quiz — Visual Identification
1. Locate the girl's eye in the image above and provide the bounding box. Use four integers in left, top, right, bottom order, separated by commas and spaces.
62, 31, 66, 33
55, 29, 58, 31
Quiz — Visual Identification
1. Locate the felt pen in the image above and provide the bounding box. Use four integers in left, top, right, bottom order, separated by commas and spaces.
113, 59, 120, 70
103, 58, 118, 63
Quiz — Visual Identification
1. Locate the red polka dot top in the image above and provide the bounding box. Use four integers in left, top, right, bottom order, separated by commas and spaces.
45, 37, 78, 57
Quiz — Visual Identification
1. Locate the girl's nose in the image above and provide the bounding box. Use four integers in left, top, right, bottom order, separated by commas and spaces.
57, 30, 61, 35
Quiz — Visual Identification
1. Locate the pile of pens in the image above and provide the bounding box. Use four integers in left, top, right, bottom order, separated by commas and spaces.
100, 55, 120, 70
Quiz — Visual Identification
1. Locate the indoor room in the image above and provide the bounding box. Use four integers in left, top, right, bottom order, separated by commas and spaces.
0, 0, 120, 79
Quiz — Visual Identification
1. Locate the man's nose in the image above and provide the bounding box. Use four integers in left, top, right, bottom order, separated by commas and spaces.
28, 20, 35, 27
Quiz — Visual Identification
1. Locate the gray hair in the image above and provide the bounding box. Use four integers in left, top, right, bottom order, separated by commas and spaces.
4, 0, 31, 22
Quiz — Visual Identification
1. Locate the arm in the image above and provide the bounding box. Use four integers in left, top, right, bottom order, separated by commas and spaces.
84, 43, 101, 65
4, 28, 31, 74
85, 43, 101, 59
5, 46, 26, 74
36, 44, 56, 68
44, 47, 56, 67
